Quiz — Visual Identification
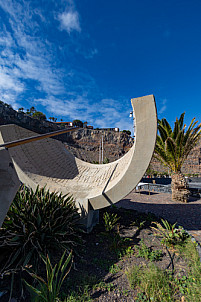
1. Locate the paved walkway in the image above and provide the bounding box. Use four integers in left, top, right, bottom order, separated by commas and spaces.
117, 190, 201, 245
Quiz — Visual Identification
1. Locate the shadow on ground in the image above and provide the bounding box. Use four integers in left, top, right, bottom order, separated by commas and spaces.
117, 195, 201, 232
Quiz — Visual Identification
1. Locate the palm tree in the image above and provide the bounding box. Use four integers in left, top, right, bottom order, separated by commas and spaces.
30, 106, 36, 114
154, 113, 201, 202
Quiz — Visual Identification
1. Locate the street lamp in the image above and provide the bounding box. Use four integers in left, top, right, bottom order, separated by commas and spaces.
129, 111, 135, 137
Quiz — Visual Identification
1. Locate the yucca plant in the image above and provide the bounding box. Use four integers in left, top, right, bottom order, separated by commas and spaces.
0, 186, 82, 276
151, 219, 189, 247
103, 212, 120, 232
24, 250, 73, 302
155, 113, 201, 202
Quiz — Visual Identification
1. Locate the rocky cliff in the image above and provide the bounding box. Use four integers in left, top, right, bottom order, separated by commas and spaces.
64, 129, 133, 163
0, 102, 133, 163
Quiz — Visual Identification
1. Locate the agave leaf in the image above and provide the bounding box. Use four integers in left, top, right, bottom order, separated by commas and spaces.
57, 251, 72, 293
5, 248, 22, 269
28, 271, 46, 286
10, 236, 21, 242
23, 249, 34, 267
23, 279, 42, 295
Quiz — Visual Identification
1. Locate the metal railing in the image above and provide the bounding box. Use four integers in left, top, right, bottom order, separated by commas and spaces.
136, 183, 171, 194
0, 127, 81, 149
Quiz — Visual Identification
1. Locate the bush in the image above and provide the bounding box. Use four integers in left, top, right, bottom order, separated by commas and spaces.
122, 130, 131, 135
32, 111, 46, 120
72, 120, 83, 128
0, 186, 82, 275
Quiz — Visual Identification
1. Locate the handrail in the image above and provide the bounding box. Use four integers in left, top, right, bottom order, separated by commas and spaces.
0, 127, 81, 149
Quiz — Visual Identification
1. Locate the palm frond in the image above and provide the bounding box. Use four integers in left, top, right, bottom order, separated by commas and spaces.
161, 118, 172, 136
178, 112, 185, 129
158, 123, 168, 142
165, 137, 177, 170
155, 114, 201, 173
172, 118, 180, 140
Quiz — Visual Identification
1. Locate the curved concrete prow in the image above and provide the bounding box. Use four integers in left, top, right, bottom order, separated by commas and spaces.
0, 95, 157, 231
88, 94, 157, 209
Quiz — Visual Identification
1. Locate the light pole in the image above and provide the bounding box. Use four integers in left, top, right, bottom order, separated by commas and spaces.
99, 134, 104, 164
129, 111, 135, 138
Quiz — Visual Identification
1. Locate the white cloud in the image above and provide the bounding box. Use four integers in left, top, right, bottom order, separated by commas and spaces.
34, 96, 133, 131
58, 11, 81, 34
159, 99, 167, 114
84, 48, 98, 59
0, 0, 67, 105
0, 0, 129, 131
0, 67, 24, 92
0, 28, 15, 47
0, 65, 24, 109
15, 54, 65, 95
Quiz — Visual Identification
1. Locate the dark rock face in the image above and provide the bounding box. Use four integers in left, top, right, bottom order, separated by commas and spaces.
0, 102, 133, 163
0, 103, 59, 134
64, 129, 133, 163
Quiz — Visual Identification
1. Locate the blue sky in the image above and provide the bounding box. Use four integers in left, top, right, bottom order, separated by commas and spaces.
0, 0, 201, 132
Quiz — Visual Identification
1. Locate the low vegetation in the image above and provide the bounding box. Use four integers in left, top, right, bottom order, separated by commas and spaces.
0, 186, 82, 300
0, 189, 200, 301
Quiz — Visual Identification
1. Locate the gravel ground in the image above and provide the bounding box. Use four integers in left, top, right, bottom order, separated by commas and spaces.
117, 190, 201, 245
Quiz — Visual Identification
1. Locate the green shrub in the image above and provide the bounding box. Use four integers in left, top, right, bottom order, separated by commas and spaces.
103, 212, 120, 232
0, 186, 82, 274
151, 219, 189, 247
135, 240, 163, 261
24, 250, 72, 302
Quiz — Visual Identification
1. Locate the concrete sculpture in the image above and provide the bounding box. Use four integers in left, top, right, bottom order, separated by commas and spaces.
0, 95, 157, 231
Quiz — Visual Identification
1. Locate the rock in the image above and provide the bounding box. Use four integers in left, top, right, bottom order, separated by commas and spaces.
0, 102, 133, 164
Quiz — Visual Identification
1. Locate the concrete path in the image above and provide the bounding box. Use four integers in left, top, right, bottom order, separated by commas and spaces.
117, 190, 201, 245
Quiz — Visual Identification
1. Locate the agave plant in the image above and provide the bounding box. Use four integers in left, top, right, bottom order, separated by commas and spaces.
0, 186, 82, 276
24, 250, 72, 302
155, 113, 201, 202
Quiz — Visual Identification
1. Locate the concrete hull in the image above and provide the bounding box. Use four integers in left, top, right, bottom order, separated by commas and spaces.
0, 95, 157, 231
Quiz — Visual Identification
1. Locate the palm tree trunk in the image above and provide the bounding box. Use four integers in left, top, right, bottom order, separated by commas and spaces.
171, 172, 189, 203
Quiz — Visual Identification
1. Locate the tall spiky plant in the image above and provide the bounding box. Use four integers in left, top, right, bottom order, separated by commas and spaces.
155, 113, 201, 202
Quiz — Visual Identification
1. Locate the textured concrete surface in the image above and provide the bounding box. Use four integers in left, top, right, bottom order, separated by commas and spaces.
0, 95, 157, 230
0, 147, 20, 227
117, 190, 201, 245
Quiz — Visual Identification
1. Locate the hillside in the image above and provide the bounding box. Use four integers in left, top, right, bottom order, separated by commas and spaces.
0, 102, 133, 163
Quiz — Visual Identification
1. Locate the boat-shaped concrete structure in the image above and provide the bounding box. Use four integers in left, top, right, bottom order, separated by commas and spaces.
0, 95, 157, 230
